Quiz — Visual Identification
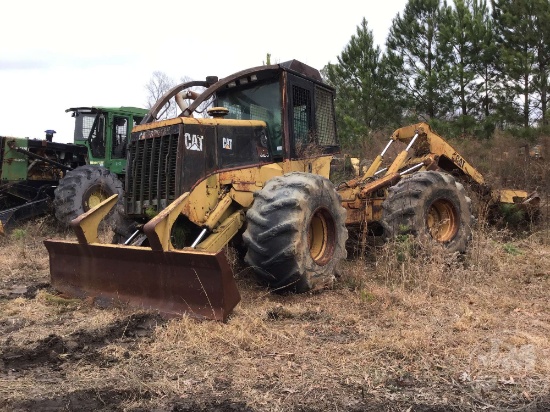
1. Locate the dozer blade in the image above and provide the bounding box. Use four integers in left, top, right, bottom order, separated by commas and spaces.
44, 240, 240, 321
45, 193, 242, 321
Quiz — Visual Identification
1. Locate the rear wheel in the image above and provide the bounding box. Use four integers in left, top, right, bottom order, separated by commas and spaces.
53, 165, 124, 226
381, 171, 473, 253
243, 172, 348, 292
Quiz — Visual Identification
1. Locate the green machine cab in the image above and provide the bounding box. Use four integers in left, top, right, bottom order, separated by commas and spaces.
0, 106, 148, 232
67, 106, 148, 175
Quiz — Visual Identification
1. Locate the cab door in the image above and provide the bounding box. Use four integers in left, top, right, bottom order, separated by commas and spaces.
107, 114, 131, 174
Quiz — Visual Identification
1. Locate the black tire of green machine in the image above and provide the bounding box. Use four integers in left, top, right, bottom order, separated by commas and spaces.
53, 165, 124, 226
380, 171, 473, 253
243, 172, 348, 293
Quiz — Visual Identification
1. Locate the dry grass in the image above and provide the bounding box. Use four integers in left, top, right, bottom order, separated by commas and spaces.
2, 129, 550, 410
1, 215, 550, 411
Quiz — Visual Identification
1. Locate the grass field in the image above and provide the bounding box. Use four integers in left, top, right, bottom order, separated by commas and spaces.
1, 211, 549, 411
1, 131, 550, 411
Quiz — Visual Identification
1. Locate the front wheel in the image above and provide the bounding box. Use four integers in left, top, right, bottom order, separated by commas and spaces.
243, 172, 348, 292
381, 171, 473, 253
53, 165, 124, 226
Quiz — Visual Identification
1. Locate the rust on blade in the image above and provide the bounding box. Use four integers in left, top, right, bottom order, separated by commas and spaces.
44, 240, 240, 322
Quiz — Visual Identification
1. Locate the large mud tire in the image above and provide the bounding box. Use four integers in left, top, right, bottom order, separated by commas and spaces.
381, 171, 473, 253
53, 165, 124, 226
243, 172, 348, 293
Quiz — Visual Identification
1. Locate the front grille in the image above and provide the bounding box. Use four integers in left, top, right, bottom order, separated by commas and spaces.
127, 132, 178, 215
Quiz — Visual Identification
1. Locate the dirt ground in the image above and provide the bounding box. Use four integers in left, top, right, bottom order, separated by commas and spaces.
1, 215, 550, 412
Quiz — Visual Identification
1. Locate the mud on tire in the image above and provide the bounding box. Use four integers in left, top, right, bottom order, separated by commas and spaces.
243, 172, 348, 292
381, 171, 473, 253
53, 165, 124, 226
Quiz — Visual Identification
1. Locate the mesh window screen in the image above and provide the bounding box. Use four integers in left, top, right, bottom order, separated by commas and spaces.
82, 115, 95, 140
250, 104, 269, 121
292, 85, 311, 144
227, 103, 243, 119
315, 87, 337, 146
114, 118, 127, 137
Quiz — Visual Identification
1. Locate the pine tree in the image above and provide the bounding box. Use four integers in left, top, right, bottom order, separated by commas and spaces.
440, 0, 497, 130
531, 0, 550, 126
439, 0, 503, 136
492, 0, 541, 127
470, 0, 499, 120
324, 18, 402, 149
386, 0, 451, 121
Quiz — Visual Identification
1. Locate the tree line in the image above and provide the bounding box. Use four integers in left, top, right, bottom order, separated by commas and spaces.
323, 0, 550, 148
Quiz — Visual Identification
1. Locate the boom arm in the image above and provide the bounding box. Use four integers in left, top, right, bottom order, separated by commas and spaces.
344, 122, 537, 210
388, 122, 485, 184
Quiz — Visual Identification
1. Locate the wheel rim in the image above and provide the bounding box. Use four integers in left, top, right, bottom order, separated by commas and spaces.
83, 186, 110, 211
308, 208, 336, 265
426, 198, 458, 242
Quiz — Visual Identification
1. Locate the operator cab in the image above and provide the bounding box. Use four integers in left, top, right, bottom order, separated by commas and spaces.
67, 106, 148, 174
213, 60, 340, 161
126, 60, 341, 216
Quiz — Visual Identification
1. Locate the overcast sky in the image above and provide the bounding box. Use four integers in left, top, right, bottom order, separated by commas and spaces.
1, 0, 408, 142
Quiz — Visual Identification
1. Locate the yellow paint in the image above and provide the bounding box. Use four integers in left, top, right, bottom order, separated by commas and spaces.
230, 189, 254, 208
184, 157, 331, 227
184, 179, 220, 224
389, 122, 485, 184
364, 154, 383, 177
386, 151, 409, 175
494, 189, 528, 204
259, 163, 284, 184
144, 192, 190, 251
196, 211, 245, 252
281, 156, 332, 178
72, 194, 119, 244
204, 194, 233, 230
133, 117, 266, 132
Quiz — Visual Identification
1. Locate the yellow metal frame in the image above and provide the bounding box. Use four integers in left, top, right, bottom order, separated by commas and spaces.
133, 117, 267, 133
387, 122, 486, 184
196, 211, 245, 252
143, 192, 190, 251
68, 155, 333, 253
493, 189, 529, 204
339, 122, 537, 230
71, 194, 119, 244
